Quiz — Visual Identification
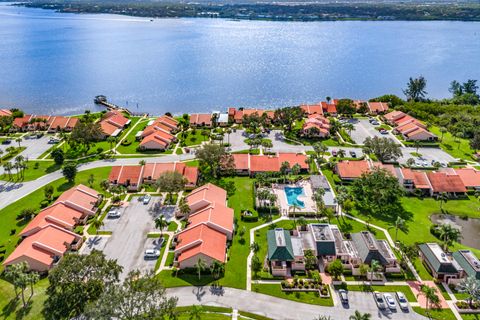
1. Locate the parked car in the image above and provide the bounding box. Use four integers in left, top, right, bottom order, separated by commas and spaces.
396, 292, 409, 310
107, 207, 121, 218
374, 291, 386, 310
144, 249, 160, 259
338, 289, 349, 304
379, 129, 388, 134
384, 293, 397, 310
371, 121, 380, 125
1, 139, 11, 145
422, 160, 429, 167
332, 150, 337, 157
48, 138, 60, 144
143, 194, 151, 205
349, 151, 357, 158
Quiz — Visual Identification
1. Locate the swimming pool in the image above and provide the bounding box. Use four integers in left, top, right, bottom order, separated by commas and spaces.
284, 187, 305, 208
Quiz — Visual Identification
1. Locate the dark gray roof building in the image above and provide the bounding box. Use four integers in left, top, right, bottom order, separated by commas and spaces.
453, 250, 480, 280
267, 229, 295, 261
351, 231, 391, 265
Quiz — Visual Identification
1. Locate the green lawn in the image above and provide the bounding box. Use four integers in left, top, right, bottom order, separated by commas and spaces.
338, 284, 417, 302
165, 251, 175, 267
252, 284, 334, 306
0, 161, 61, 182
115, 118, 150, 154
0, 167, 112, 270
0, 276, 48, 319
412, 307, 457, 320
430, 125, 475, 160
155, 234, 170, 271
168, 221, 179, 232
181, 130, 210, 147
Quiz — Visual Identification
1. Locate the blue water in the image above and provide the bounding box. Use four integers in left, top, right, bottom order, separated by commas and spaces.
284, 187, 305, 208
0, 3, 480, 116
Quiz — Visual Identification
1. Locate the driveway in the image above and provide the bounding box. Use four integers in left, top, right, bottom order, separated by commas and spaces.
397, 147, 455, 166
267, 130, 313, 153
166, 286, 426, 320
81, 196, 164, 279
348, 119, 396, 145
0, 135, 54, 160
223, 129, 249, 151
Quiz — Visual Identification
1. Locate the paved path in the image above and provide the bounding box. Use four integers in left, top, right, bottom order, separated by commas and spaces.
166, 286, 427, 320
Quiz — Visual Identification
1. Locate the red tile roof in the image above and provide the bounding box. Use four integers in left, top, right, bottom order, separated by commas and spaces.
372, 162, 397, 177
300, 104, 323, 115
232, 154, 250, 171
100, 120, 121, 136
175, 224, 227, 263
231, 153, 308, 173
48, 116, 79, 131
368, 102, 389, 113
4, 225, 81, 271
190, 114, 212, 126
401, 168, 431, 189
427, 172, 467, 193
143, 162, 199, 186
188, 202, 234, 235
250, 155, 280, 172
108, 165, 144, 186
453, 168, 480, 188
186, 183, 227, 209
336, 160, 371, 179
0, 109, 12, 117
278, 153, 308, 170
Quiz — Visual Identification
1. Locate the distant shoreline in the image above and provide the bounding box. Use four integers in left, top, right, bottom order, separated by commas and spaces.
11, 1, 480, 22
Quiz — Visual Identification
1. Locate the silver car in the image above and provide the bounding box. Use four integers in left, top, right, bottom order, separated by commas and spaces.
396, 292, 409, 310
144, 249, 160, 259
374, 291, 386, 310
107, 207, 121, 218
384, 293, 397, 310
143, 194, 151, 205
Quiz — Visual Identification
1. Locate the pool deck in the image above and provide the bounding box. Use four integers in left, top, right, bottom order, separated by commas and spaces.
273, 180, 316, 215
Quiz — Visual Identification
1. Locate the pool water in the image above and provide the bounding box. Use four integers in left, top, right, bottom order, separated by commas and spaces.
284, 187, 305, 208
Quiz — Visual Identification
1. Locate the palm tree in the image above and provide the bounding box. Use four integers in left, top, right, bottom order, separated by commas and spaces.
417, 284, 439, 311
438, 223, 461, 251
337, 149, 346, 158
457, 276, 480, 309
209, 260, 224, 280
437, 192, 449, 211
155, 215, 168, 236
413, 140, 421, 154
324, 208, 335, 224
0, 149, 3, 165
15, 137, 22, 148
90, 217, 104, 234
194, 258, 207, 280
178, 197, 191, 219
3, 162, 13, 180
349, 310, 371, 320
312, 188, 325, 221
298, 216, 307, 231
225, 128, 232, 145
455, 132, 464, 149
250, 241, 260, 254
369, 259, 381, 284
439, 127, 447, 142
107, 136, 116, 151
343, 123, 355, 137
188, 305, 203, 320
389, 216, 405, 244
403, 76, 427, 101
289, 204, 301, 226
268, 193, 277, 216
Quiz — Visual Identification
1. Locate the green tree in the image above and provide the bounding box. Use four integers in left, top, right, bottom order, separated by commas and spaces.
417, 284, 440, 311
470, 132, 480, 152
327, 259, 344, 279
155, 215, 168, 236
403, 76, 427, 101
359, 264, 369, 280
313, 142, 328, 160
349, 310, 371, 320
362, 136, 402, 162
90, 217, 104, 234
188, 305, 203, 320
51, 148, 65, 165
156, 171, 186, 202
304, 249, 317, 270
196, 143, 233, 178
336, 99, 356, 115
457, 276, 480, 309
438, 223, 461, 251
44, 250, 122, 319
85, 270, 177, 320
250, 241, 260, 254
15, 137, 22, 148
439, 126, 448, 142
194, 258, 207, 280
88, 174, 95, 187
351, 167, 404, 219
71, 114, 103, 152
369, 259, 381, 283
389, 216, 406, 244
343, 123, 355, 137
312, 188, 325, 220
251, 255, 262, 277
62, 162, 77, 183
280, 161, 290, 183
44, 185, 54, 201
178, 196, 191, 219
209, 260, 225, 280
273, 106, 304, 132
437, 192, 449, 211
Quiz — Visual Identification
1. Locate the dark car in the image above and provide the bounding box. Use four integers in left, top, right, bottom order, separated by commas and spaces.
1, 139, 11, 145
349, 150, 357, 158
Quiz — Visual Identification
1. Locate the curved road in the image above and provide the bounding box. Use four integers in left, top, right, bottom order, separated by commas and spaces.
166, 286, 426, 320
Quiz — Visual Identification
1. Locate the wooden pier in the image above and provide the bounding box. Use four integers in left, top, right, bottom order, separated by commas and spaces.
94, 95, 139, 116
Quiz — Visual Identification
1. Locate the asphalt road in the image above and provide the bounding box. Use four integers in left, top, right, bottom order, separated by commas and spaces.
166, 286, 426, 320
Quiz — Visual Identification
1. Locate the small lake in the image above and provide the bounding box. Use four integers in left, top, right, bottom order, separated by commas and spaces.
0, 3, 480, 115
431, 214, 480, 250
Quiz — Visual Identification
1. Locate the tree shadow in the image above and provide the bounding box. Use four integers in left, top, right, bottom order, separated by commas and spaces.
15, 301, 33, 320
1, 297, 19, 319
57, 181, 74, 192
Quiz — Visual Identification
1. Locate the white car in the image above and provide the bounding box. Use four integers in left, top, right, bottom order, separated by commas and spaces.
383, 293, 397, 310
374, 291, 386, 310
144, 249, 160, 259
107, 207, 121, 218
396, 292, 409, 310
143, 194, 151, 205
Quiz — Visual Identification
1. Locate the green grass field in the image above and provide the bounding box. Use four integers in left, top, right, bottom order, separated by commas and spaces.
252, 283, 334, 306
181, 130, 210, 147
430, 126, 475, 160
115, 118, 150, 154
0, 277, 49, 320
0, 161, 61, 182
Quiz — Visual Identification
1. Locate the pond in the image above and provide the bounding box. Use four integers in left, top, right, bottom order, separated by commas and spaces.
431, 214, 480, 250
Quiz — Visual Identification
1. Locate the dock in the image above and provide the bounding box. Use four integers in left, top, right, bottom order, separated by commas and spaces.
94, 95, 148, 117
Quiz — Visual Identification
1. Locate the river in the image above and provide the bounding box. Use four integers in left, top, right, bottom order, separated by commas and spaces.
0, 3, 479, 116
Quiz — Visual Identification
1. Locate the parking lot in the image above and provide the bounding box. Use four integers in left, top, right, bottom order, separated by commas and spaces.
81, 196, 166, 279
0, 134, 55, 159
334, 289, 423, 319
397, 147, 455, 167
347, 118, 396, 145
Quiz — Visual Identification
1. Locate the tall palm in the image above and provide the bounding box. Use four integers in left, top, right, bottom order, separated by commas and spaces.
194, 258, 207, 280
178, 197, 191, 219
349, 310, 371, 320
155, 215, 168, 236
297, 216, 307, 231
15, 137, 22, 148
209, 260, 225, 280
3, 162, 13, 180
0, 149, 3, 165
389, 216, 405, 244
312, 188, 325, 221
437, 192, 449, 211
417, 284, 439, 311
457, 276, 480, 309
438, 223, 461, 251
90, 218, 104, 234
369, 259, 381, 284
413, 140, 421, 154
343, 123, 355, 137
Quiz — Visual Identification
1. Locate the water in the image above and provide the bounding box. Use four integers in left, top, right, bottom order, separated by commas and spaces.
0, 3, 480, 116
284, 187, 305, 208
431, 214, 480, 250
